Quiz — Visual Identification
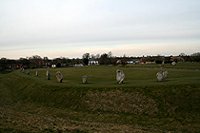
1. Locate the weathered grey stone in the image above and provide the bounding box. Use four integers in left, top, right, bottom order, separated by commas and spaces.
172, 61, 176, 66
82, 75, 88, 84
116, 60, 121, 64
156, 70, 168, 82
46, 70, 50, 80
35, 70, 38, 76
56, 71, 63, 83
116, 69, 125, 84
156, 71, 163, 82
163, 71, 168, 79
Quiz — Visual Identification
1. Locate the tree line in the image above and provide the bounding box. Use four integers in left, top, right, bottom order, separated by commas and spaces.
0, 52, 200, 71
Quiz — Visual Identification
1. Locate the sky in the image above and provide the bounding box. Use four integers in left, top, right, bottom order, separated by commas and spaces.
0, 0, 200, 59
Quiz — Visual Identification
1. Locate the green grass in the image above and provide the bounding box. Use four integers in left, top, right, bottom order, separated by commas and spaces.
0, 62, 200, 132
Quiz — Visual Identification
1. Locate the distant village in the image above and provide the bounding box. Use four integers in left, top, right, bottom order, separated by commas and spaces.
0, 52, 200, 71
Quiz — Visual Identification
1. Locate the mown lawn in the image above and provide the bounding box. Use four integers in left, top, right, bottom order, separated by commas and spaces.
0, 62, 200, 132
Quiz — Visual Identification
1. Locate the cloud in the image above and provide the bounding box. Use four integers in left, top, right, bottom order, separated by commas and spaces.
0, 0, 200, 58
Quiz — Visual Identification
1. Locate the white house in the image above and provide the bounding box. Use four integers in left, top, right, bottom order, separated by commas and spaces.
88, 60, 99, 65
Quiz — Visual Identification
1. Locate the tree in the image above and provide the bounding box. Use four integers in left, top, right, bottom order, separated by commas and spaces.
0, 58, 7, 71
191, 52, 200, 56
29, 55, 43, 68
191, 52, 200, 62
19, 58, 30, 68
155, 55, 165, 64
99, 53, 111, 65
43, 57, 50, 67
82, 53, 90, 65
95, 54, 100, 59
121, 54, 128, 66
108, 51, 112, 58
179, 53, 186, 56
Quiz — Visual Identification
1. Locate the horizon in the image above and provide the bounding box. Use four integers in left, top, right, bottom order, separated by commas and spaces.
1, 0, 200, 59
1, 51, 199, 60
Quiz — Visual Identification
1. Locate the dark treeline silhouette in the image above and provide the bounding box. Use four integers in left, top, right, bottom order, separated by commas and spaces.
0, 52, 200, 71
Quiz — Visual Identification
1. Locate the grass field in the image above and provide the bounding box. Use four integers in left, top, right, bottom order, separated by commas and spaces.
0, 62, 200, 132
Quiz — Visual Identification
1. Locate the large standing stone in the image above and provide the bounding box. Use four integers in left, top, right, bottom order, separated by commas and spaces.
56, 71, 63, 83
156, 70, 168, 82
46, 70, 50, 80
116, 69, 125, 84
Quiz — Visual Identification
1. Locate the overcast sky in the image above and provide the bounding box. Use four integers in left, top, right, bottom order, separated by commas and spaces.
0, 0, 200, 59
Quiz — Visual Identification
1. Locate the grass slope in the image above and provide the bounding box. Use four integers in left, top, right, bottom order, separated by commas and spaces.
0, 63, 200, 132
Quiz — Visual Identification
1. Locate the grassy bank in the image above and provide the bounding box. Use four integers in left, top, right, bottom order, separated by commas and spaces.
0, 63, 200, 132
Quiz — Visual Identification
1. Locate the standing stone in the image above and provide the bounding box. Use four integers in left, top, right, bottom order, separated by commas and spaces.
35, 70, 38, 76
82, 75, 88, 84
162, 60, 165, 65
46, 70, 50, 80
116, 69, 125, 84
172, 61, 176, 66
162, 71, 168, 79
156, 71, 164, 82
156, 69, 168, 82
56, 71, 63, 83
